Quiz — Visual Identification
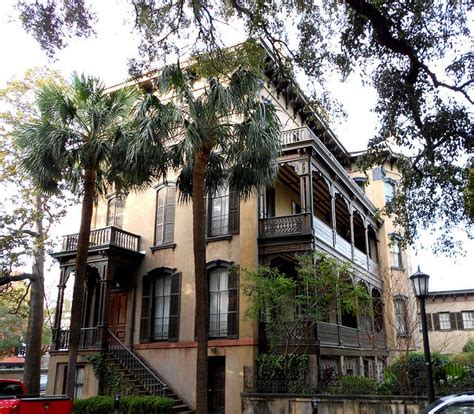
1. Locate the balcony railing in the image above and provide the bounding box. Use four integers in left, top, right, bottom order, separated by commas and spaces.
53, 327, 102, 351
317, 321, 386, 350
61, 226, 140, 252
259, 213, 312, 238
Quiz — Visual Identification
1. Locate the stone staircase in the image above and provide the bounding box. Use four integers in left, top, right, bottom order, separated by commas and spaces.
107, 330, 193, 413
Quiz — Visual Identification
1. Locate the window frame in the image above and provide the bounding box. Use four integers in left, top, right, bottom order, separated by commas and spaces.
154, 184, 176, 248
207, 185, 239, 238
106, 196, 125, 228
207, 260, 239, 339
394, 295, 408, 337
462, 311, 474, 330
139, 268, 181, 343
438, 312, 451, 330
384, 178, 397, 203
389, 233, 404, 270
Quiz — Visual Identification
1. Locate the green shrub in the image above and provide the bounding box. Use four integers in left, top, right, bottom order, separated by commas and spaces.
338, 375, 377, 395
462, 338, 474, 353
453, 352, 474, 365
73, 396, 174, 414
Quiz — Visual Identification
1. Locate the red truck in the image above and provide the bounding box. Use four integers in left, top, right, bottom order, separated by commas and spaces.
0, 379, 72, 414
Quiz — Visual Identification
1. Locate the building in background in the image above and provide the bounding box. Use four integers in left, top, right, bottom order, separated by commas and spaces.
423, 289, 474, 355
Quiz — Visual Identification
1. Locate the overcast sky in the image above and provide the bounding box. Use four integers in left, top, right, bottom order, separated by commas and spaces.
1, 0, 472, 292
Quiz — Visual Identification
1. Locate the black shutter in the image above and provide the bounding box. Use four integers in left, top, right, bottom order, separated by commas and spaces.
140, 275, 151, 342
228, 188, 240, 234
455, 312, 464, 330
227, 268, 239, 338
163, 187, 176, 245
427, 313, 433, 331
168, 272, 181, 341
433, 313, 440, 331
450, 312, 457, 330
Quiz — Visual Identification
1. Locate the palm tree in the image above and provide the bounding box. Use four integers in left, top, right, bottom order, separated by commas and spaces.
15, 74, 140, 398
128, 65, 281, 413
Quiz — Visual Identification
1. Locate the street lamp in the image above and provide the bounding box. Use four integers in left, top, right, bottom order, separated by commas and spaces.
410, 266, 435, 403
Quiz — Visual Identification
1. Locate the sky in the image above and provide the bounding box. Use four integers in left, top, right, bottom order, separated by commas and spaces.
1, 0, 473, 292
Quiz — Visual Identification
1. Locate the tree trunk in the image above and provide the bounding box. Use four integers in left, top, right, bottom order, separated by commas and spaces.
193, 150, 210, 414
66, 167, 96, 398
23, 194, 44, 394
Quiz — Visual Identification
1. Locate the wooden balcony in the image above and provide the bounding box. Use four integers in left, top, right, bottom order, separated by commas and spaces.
317, 321, 386, 351
258, 213, 313, 255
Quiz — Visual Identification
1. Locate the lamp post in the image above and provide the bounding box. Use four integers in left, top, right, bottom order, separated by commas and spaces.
410, 267, 435, 403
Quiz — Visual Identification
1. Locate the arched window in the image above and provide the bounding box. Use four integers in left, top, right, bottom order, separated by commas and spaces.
107, 196, 124, 228
155, 185, 176, 246
384, 179, 397, 203
394, 294, 407, 336
140, 268, 181, 342
208, 260, 238, 338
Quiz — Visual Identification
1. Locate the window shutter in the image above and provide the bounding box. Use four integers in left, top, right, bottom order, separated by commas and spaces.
228, 188, 240, 234
427, 313, 433, 331
155, 190, 165, 245
140, 275, 152, 342
163, 187, 176, 245
455, 312, 464, 330
227, 268, 239, 338
449, 312, 457, 330
168, 272, 181, 342
433, 313, 440, 331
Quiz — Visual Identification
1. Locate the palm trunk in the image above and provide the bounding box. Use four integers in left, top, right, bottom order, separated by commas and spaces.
66, 167, 96, 398
23, 193, 44, 394
193, 150, 210, 414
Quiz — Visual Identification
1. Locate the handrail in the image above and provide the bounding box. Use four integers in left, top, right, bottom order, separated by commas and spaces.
107, 329, 167, 396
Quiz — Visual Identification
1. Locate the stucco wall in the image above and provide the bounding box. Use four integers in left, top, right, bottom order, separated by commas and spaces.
242, 394, 427, 414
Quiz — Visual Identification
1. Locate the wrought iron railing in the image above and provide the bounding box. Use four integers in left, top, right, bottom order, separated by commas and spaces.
61, 226, 140, 252
259, 213, 312, 237
107, 329, 167, 396
54, 327, 101, 350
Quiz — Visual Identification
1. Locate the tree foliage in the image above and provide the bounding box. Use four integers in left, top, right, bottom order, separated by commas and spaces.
244, 252, 371, 355
13, 0, 473, 252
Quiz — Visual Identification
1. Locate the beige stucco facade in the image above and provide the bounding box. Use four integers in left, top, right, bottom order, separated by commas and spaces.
423, 290, 474, 355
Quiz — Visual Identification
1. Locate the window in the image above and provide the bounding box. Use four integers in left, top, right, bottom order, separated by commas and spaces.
208, 186, 239, 237
438, 402, 474, 413
140, 269, 181, 342
208, 264, 238, 338
353, 177, 367, 193
155, 186, 176, 246
74, 366, 85, 399
438, 313, 451, 330
107, 197, 124, 228
384, 180, 396, 203
462, 311, 474, 329
389, 236, 403, 269
394, 295, 407, 336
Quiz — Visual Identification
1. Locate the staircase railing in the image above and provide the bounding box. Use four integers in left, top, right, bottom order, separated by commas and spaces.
107, 329, 168, 396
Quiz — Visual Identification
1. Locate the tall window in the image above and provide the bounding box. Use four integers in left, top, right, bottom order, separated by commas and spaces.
390, 236, 403, 269
140, 269, 180, 342
155, 186, 176, 246
462, 311, 474, 329
208, 186, 239, 237
107, 197, 124, 228
384, 180, 396, 203
438, 313, 451, 330
208, 265, 238, 338
394, 295, 407, 336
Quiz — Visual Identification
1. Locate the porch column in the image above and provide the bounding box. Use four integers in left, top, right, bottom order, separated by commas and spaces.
53, 266, 70, 349
330, 184, 336, 247
349, 202, 355, 260
92, 261, 110, 348
364, 220, 370, 270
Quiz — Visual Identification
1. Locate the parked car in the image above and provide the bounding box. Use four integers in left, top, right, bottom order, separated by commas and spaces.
0, 379, 72, 414
420, 392, 474, 413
